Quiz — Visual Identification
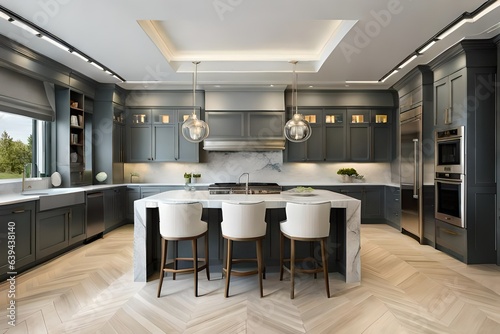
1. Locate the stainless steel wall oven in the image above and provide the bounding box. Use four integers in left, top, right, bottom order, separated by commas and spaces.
435, 126, 465, 174
435, 172, 465, 228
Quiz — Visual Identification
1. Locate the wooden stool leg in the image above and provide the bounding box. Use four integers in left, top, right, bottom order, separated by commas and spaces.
204, 232, 210, 281
157, 238, 167, 298
173, 240, 178, 281
321, 239, 330, 298
257, 239, 264, 298
279, 232, 284, 281
192, 239, 199, 297
290, 239, 295, 299
225, 239, 233, 298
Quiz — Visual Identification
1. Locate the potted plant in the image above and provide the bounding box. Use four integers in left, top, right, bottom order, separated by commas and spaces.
184, 172, 192, 184
192, 173, 201, 183
337, 168, 358, 183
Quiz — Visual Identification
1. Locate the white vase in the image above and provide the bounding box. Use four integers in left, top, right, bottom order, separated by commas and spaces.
341, 175, 351, 183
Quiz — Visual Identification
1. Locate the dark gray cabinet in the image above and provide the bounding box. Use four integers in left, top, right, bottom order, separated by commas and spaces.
0, 202, 36, 277
69, 203, 86, 245
286, 109, 323, 161
329, 185, 385, 222
36, 207, 69, 259
104, 187, 126, 232
385, 187, 401, 229
127, 108, 199, 162
434, 68, 466, 127
36, 203, 86, 259
286, 108, 393, 162
430, 40, 497, 264
325, 109, 347, 161
126, 186, 141, 221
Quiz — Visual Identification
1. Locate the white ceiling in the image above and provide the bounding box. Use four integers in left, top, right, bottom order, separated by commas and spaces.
0, 0, 499, 91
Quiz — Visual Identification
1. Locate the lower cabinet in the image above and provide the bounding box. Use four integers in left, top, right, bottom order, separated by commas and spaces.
329, 186, 385, 223
104, 186, 126, 232
0, 201, 36, 278
385, 187, 401, 229
36, 203, 86, 260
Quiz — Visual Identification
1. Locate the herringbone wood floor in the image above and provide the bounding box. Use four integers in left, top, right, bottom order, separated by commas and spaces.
1, 224, 500, 333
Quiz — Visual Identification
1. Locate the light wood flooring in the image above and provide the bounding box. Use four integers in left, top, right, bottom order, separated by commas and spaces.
1, 224, 500, 333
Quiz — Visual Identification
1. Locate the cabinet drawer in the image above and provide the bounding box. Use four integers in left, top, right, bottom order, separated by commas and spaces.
435, 220, 466, 261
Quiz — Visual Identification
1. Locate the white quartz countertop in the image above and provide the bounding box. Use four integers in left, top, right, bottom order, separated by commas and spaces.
139, 189, 360, 209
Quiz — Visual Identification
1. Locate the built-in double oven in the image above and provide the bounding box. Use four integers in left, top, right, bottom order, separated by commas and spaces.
434, 126, 465, 228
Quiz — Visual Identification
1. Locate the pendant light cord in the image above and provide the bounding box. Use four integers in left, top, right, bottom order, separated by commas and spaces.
193, 61, 199, 115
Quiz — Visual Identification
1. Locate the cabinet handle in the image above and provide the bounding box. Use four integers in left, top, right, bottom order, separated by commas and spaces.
413, 138, 418, 199
11, 209, 25, 214
441, 228, 458, 236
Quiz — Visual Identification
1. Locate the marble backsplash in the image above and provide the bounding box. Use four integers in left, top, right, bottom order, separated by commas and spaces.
123, 151, 395, 185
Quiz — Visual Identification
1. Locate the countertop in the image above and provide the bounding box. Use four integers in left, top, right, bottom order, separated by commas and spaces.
0, 181, 400, 206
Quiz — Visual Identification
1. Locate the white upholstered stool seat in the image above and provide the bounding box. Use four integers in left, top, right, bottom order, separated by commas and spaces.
279, 201, 331, 299
221, 201, 267, 298
157, 202, 209, 298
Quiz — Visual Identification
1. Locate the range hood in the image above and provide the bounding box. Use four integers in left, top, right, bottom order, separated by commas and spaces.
203, 89, 286, 151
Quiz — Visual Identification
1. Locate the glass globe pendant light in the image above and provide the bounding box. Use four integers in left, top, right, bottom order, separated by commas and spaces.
284, 61, 311, 142
182, 61, 209, 142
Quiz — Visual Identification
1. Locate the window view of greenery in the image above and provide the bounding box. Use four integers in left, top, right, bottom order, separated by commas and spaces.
0, 111, 33, 179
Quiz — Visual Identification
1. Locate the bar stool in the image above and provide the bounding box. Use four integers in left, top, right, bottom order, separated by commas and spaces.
157, 202, 209, 298
279, 201, 331, 299
221, 201, 267, 298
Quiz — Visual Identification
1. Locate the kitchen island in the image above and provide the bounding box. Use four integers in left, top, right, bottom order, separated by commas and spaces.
134, 189, 361, 283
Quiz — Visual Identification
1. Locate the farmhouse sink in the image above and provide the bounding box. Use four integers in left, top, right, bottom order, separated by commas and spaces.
21, 188, 85, 211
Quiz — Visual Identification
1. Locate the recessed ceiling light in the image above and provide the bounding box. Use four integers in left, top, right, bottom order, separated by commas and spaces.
0, 11, 10, 21
417, 40, 436, 54
11, 20, 39, 35
41, 35, 69, 51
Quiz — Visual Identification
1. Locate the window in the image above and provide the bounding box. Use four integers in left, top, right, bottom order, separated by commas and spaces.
0, 111, 47, 179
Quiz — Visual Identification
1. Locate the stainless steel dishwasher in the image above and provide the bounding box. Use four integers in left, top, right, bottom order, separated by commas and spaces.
86, 191, 104, 239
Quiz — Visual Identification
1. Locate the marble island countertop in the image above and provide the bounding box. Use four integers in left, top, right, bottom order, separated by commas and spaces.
134, 189, 361, 284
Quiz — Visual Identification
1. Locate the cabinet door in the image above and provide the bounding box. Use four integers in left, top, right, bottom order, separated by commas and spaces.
449, 69, 466, 126
177, 109, 200, 162
153, 125, 175, 161
434, 76, 449, 127
112, 123, 125, 163
325, 109, 346, 161
104, 189, 115, 230
286, 141, 307, 161
126, 187, 141, 221
363, 187, 385, 219
36, 208, 69, 259
113, 188, 126, 224
128, 125, 152, 161
325, 126, 346, 161
0, 203, 36, 276
348, 125, 370, 161
372, 125, 391, 161
306, 124, 324, 161
69, 204, 86, 245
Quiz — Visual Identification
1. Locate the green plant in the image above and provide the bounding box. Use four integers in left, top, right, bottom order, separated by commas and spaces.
337, 168, 358, 177
192, 173, 201, 178
184, 172, 192, 179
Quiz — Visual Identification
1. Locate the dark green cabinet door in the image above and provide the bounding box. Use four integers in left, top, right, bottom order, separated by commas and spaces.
0, 202, 36, 276
36, 208, 69, 259
286, 141, 307, 161
449, 69, 466, 126
104, 189, 114, 230
112, 123, 125, 163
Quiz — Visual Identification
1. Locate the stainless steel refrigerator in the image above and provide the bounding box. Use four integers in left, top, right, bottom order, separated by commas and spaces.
400, 107, 423, 242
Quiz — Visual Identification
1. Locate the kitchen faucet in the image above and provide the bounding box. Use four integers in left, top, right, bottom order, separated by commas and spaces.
238, 172, 250, 194
22, 163, 37, 193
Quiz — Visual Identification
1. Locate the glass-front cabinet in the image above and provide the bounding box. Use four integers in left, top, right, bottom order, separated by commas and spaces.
126, 108, 199, 162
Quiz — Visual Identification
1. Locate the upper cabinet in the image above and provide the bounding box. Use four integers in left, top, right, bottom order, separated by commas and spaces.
434, 68, 466, 128
126, 108, 199, 162
286, 107, 393, 162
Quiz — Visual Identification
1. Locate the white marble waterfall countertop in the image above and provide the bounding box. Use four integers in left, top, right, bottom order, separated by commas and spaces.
133, 189, 361, 283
